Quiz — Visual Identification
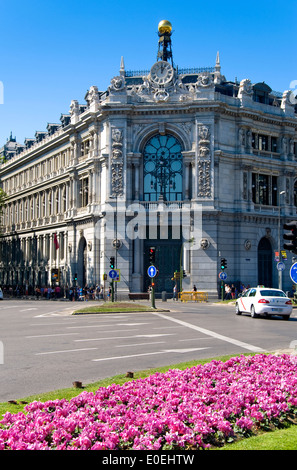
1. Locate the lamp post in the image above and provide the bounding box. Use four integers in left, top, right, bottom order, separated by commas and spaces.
278, 191, 286, 290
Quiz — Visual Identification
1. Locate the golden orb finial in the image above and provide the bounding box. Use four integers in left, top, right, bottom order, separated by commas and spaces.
158, 20, 172, 35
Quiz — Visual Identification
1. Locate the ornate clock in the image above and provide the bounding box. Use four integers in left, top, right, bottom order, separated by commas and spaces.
150, 61, 174, 86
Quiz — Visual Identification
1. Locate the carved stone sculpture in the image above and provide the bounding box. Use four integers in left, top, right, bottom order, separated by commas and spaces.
111, 128, 124, 197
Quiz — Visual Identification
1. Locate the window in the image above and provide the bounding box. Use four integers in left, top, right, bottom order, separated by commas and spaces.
49, 191, 52, 215
143, 134, 183, 201
252, 173, 278, 206
271, 137, 277, 153
252, 133, 279, 153
258, 135, 268, 151
62, 186, 67, 212
79, 178, 89, 207
81, 140, 89, 157
55, 188, 59, 214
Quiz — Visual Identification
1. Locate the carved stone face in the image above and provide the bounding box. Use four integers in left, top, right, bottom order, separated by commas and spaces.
112, 129, 122, 142
112, 148, 122, 159
110, 76, 125, 91
200, 238, 209, 249
244, 240, 251, 250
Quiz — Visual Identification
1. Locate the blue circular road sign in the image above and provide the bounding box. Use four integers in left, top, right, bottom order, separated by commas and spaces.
109, 269, 117, 279
147, 265, 157, 278
277, 261, 285, 272
219, 271, 227, 280
290, 263, 297, 283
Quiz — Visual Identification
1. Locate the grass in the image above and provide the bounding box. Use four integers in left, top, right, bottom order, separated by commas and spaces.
72, 301, 158, 314
220, 425, 297, 450
1, 353, 297, 450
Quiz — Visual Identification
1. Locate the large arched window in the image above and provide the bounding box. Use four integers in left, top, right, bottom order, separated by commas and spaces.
143, 134, 183, 201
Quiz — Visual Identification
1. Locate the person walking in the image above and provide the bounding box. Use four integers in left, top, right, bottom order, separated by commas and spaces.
225, 284, 232, 300
231, 284, 236, 299
173, 284, 178, 301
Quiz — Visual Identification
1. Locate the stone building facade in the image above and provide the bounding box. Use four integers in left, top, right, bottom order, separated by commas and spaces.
0, 21, 297, 297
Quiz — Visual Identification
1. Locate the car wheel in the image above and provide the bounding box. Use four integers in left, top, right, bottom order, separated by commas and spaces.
235, 303, 241, 315
251, 305, 258, 318
282, 315, 290, 321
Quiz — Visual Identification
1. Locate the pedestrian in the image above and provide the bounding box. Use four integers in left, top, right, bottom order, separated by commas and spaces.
47, 286, 51, 299
225, 284, 231, 300
192, 285, 197, 292
95, 285, 100, 300
173, 284, 178, 301
231, 284, 236, 299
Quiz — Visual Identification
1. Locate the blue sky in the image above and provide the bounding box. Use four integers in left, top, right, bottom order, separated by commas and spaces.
0, 0, 296, 146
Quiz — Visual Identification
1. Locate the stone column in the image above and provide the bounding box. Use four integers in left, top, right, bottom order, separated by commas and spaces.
185, 162, 190, 200
134, 162, 140, 200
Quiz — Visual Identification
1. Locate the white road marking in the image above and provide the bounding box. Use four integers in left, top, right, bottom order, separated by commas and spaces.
34, 310, 69, 317
66, 325, 130, 329
92, 348, 209, 362
153, 326, 182, 330
75, 333, 175, 342
153, 312, 265, 353
178, 337, 215, 342
26, 333, 79, 338
164, 348, 208, 353
36, 347, 98, 355
115, 341, 166, 348
20, 308, 38, 312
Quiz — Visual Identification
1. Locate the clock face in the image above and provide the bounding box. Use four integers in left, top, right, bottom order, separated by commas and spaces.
150, 61, 174, 85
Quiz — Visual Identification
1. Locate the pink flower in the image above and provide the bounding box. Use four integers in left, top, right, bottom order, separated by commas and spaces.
1, 354, 297, 450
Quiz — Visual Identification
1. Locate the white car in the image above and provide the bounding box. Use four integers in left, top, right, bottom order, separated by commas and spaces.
235, 287, 292, 319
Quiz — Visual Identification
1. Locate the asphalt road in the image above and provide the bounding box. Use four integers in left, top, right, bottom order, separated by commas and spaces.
1, 298, 297, 402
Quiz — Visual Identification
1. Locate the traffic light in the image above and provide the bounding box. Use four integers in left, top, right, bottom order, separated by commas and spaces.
74, 273, 77, 281
221, 258, 227, 270
283, 221, 297, 254
149, 247, 156, 264
183, 270, 186, 278
110, 257, 115, 269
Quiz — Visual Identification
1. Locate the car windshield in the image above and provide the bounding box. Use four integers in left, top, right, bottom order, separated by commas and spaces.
260, 290, 286, 297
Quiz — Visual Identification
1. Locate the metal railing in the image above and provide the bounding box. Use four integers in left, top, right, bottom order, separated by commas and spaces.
179, 291, 208, 302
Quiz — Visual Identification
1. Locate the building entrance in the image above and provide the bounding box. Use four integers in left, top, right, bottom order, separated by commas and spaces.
144, 238, 182, 293
77, 237, 87, 287
258, 237, 273, 287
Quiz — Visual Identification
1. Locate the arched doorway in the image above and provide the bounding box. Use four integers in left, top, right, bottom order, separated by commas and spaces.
258, 237, 272, 287
77, 237, 87, 287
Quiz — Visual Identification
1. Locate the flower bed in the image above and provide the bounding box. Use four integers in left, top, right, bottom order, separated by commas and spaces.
1, 354, 297, 450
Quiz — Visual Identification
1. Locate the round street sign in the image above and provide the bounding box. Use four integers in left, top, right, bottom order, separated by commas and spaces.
290, 262, 297, 283
147, 265, 157, 278
109, 269, 117, 279
219, 271, 227, 280
277, 261, 285, 272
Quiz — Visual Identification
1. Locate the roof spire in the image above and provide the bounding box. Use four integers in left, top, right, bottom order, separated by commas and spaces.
215, 51, 221, 72
120, 56, 125, 76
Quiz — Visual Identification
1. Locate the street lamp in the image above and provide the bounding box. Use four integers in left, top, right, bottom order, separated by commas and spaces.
278, 191, 286, 290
